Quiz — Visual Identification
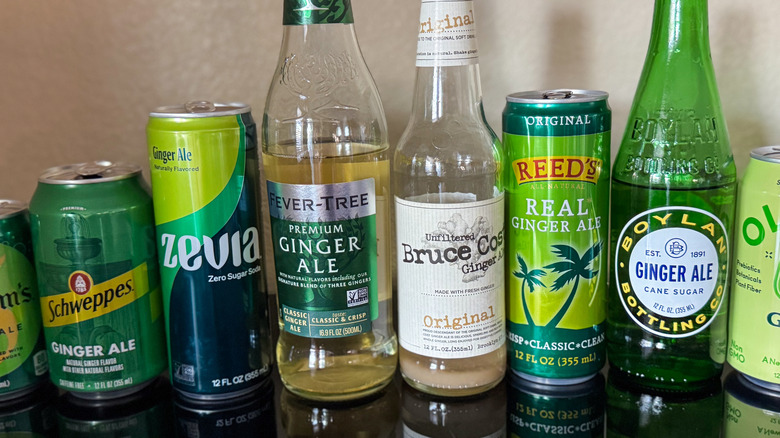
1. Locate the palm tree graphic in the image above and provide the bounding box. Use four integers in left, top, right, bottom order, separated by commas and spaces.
543, 242, 602, 328
512, 254, 546, 327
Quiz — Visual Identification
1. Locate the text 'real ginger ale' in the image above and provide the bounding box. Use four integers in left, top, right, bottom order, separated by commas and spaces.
504, 90, 610, 384
147, 102, 272, 400
0, 201, 48, 399
608, 0, 736, 388
263, 0, 397, 401
29, 162, 167, 398
728, 146, 780, 391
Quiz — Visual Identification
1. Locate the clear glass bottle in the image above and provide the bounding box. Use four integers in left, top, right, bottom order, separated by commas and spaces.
262, 0, 397, 401
608, 0, 736, 389
393, 0, 505, 396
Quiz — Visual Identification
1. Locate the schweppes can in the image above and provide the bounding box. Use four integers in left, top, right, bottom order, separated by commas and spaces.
147, 101, 272, 399
29, 161, 167, 397
504, 90, 610, 383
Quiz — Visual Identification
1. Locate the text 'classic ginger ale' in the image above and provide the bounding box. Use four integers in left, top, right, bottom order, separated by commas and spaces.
608, 0, 736, 388
263, 0, 397, 401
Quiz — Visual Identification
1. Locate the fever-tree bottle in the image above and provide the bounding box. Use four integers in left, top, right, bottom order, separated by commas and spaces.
394, 0, 505, 396
262, 0, 397, 401
608, 0, 736, 388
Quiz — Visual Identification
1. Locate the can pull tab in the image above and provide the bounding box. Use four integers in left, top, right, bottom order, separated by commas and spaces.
185, 101, 217, 113
75, 161, 115, 179
542, 90, 574, 100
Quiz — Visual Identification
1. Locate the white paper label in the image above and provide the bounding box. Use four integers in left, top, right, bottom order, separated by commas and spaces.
396, 194, 505, 359
416, 0, 479, 67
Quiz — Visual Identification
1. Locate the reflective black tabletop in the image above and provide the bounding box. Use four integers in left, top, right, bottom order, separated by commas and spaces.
2, 363, 778, 437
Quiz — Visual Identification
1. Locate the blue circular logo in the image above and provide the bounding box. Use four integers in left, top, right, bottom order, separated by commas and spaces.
665, 238, 687, 258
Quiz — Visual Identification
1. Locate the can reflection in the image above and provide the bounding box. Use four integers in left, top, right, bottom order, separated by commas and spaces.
281, 378, 400, 437
402, 379, 505, 437
57, 376, 173, 437
507, 373, 604, 437
174, 379, 276, 437
0, 383, 58, 437
606, 369, 722, 437
724, 371, 780, 437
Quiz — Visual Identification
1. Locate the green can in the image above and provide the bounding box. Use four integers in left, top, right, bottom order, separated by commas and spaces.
0, 201, 49, 398
728, 146, 780, 390
0, 382, 57, 437
504, 90, 610, 383
724, 371, 780, 437
147, 101, 272, 399
29, 161, 167, 398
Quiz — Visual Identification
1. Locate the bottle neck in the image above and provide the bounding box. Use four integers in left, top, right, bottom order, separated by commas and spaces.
411, 64, 485, 122
648, 0, 710, 60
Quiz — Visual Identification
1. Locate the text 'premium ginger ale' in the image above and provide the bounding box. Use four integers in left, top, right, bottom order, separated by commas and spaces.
504, 90, 610, 384
608, 0, 736, 388
147, 101, 272, 400
30, 162, 167, 398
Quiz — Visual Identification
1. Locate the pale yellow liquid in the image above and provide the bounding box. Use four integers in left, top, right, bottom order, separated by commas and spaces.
264, 144, 398, 401
401, 347, 505, 397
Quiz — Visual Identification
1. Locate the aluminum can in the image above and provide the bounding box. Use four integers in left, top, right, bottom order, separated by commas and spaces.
724, 371, 780, 437
147, 101, 272, 400
508, 373, 605, 438
0, 201, 49, 398
29, 161, 167, 398
503, 90, 610, 383
0, 382, 57, 436
728, 146, 780, 390
57, 377, 173, 437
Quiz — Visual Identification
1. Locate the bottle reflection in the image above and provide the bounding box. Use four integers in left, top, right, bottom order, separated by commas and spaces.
402, 379, 505, 437
507, 373, 604, 438
723, 371, 780, 437
606, 369, 723, 437
281, 379, 400, 437
56, 376, 173, 437
0, 383, 58, 437
174, 379, 276, 437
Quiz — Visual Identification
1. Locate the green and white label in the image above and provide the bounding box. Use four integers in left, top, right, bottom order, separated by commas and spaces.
283, 0, 353, 25
268, 179, 377, 338
615, 206, 729, 338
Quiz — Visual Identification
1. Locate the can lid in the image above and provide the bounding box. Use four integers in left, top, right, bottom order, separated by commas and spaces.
38, 161, 141, 184
149, 101, 251, 118
0, 199, 27, 219
506, 89, 609, 104
750, 146, 780, 163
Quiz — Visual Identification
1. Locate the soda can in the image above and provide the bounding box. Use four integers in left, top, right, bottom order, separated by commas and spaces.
0, 200, 49, 398
503, 90, 610, 383
147, 101, 272, 399
57, 376, 173, 437
724, 371, 780, 437
174, 381, 275, 437
0, 382, 58, 436
508, 373, 605, 438
29, 161, 168, 398
728, 146, 780, 390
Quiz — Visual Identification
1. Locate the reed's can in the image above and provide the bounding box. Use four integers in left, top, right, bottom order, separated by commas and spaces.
728, 146, 780, 390
504, 90, 610, 383
147, 101, 272, 400
724, 371, 780, 437
29, 161, 167, 398
0, 201, 49, 398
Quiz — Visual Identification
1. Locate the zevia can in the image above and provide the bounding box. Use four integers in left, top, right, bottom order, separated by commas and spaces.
728, 146, 780, 390
0, 201, 48, 398
29, 161, 167, 398
147, 101, 272, 399
504, 90, 610, 383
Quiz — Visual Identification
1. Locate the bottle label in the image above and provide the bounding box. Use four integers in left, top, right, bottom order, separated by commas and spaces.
615, 206, 729, 338
268, 179, 378, 338
416, 0, 479, 67
395, 195, 505, 359
283, 0, 354, 26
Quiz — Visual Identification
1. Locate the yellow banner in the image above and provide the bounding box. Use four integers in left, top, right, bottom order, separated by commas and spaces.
41, 263, 150, 327
512, 156, 603, 185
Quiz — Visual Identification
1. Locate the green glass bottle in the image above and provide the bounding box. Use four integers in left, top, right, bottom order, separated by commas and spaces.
607, 0, 736, 389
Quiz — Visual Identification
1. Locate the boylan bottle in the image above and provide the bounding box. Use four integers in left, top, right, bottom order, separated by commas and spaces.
262, 0, 397, 401
394, 0, 505, 396
608, 0, 736, 388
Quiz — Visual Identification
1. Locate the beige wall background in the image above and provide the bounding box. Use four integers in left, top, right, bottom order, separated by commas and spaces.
0, 0, 777, 202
